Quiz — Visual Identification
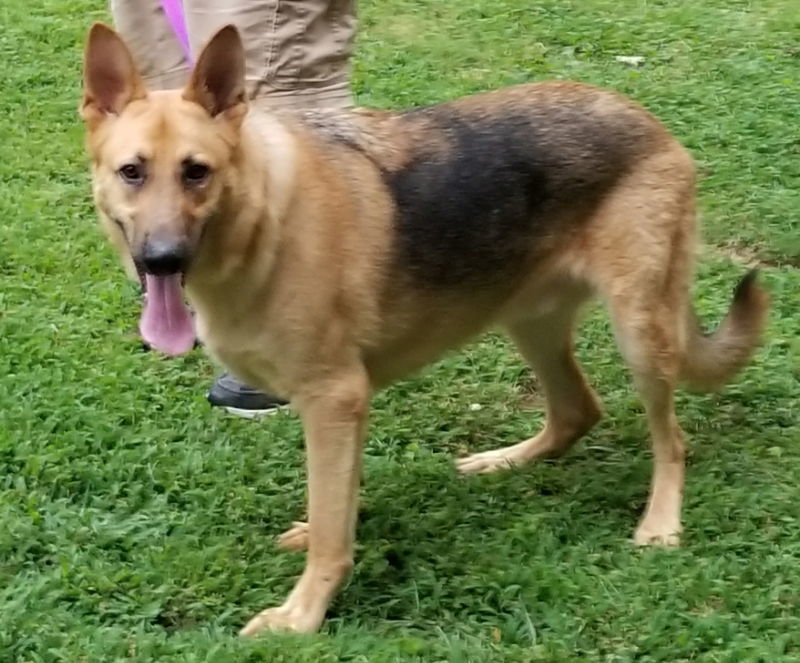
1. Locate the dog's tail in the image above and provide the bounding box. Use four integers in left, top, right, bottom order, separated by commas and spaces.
680, 269, 769, 391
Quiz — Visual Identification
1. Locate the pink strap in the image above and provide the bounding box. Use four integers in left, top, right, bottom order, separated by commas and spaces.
159, 0, 193, 65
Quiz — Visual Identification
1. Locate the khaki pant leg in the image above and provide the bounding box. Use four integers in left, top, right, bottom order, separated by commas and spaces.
109, 0, 190, 90
184, 0, 356, 110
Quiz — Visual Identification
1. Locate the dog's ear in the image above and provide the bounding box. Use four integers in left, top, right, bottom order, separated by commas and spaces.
81, 23, 146, 125
183, 25, 247, 122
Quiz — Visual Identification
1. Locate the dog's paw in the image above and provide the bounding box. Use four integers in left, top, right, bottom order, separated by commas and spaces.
239, 603, 323, 636
456, 448, 519, 474
277, 521, 309, 551
633, 524, 681, 548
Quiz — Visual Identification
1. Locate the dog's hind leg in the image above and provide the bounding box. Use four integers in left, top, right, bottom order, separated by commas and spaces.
600, 254, 691, 547
588, 149, 696, 547
457, 290, 602, 474
607, 292, 687, 547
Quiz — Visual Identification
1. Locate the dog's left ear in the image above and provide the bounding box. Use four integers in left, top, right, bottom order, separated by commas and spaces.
183, 25, 247, 123
81, 23, 146, 125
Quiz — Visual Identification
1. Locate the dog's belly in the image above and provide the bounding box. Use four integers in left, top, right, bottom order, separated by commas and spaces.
363, 267, 590, 388
364, 329, 479, 388
362, 293, 511, 388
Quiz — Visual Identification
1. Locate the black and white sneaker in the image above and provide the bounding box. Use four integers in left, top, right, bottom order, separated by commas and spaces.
207, 373, 289, 418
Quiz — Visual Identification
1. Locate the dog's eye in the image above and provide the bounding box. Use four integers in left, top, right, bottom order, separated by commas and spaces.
182, 161, 211, 186
118, 163, 145, 185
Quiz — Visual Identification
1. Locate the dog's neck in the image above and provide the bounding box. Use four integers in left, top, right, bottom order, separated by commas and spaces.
185, 111, 296, 311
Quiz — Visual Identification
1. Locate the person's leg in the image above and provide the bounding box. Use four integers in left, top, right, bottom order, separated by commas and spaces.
186, 0, 356, 414
184, 0, 355, 111
112, 0, 356, 416
112, 1, 284, 416
109, 0, 189, 90
111, 0, 356, 108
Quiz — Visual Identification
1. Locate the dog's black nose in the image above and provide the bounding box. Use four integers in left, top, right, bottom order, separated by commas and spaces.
141, 238, 189, 275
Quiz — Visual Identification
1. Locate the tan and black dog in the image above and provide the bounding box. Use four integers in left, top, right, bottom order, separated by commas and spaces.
81, 23, 768, 634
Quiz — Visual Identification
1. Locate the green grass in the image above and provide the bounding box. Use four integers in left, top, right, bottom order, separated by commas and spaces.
1, 0, 799, 660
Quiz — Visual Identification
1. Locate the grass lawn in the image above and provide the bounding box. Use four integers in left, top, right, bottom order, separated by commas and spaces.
1, 0, 799, 660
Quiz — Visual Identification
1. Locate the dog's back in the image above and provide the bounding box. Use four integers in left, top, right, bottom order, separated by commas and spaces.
291, 83, 678, 292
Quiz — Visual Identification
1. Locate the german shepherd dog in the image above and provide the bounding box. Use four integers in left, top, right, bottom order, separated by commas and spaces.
81, 24, 768, 634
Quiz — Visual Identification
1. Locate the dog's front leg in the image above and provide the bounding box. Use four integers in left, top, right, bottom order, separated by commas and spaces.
240, 368, 369, 635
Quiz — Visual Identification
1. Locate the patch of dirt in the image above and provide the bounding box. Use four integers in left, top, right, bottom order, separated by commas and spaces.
705, 242, 800, 268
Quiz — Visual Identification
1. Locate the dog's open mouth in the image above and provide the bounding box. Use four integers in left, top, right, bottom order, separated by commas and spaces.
139, 273, 196, 356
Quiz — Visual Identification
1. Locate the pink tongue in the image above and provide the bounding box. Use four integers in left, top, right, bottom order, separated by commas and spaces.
139, 273, 196, 356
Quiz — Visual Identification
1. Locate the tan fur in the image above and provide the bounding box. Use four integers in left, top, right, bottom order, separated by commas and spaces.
82, 24, 769, 634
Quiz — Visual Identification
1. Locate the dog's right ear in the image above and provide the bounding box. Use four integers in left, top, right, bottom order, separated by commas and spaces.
81, 23, 146, 126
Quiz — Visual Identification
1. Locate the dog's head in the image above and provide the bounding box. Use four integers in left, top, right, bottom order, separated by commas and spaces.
81, 23, 247, 276
81, 23, 247, 354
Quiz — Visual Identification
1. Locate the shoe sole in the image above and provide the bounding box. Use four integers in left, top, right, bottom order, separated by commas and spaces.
222, 404, 290, 419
